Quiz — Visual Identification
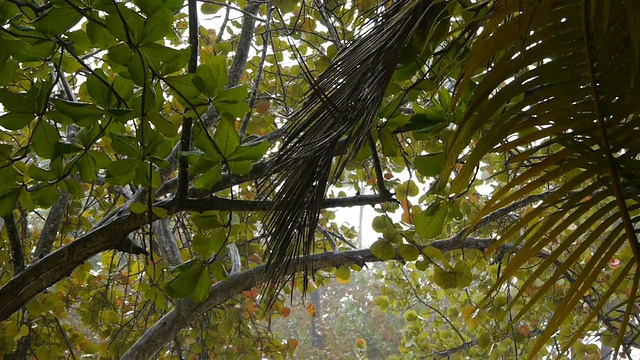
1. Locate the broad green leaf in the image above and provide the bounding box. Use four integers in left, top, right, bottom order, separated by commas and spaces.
213, 86, 249, 118
379, 129, 398, 156
0, 113, 33, 130
32, 120, 60, 159
228, 160, 252, 175
86, 70, 113, 108
414, 153, 445, 178
33, 6, 83, 35
152, 207, 168, 218
32, 185, 60, 207
193, 229, 227, 259
110, 134, 140, 157
189, 267, 212, 302
27, 164, 53, 181
210, 261, 227, 281
415, 201, 448, 239
228, 141, 269, 161
214, 117, 240, 157
194, 164, 223, 190
129, 202, 148, 214
0, 89, 34, 114
192, 211, 225, 230
86, 20, 118, 48
142, 8, 173, 43
0, 187, 21, 217
107, 43, 133, 66
397, 244, 419, 261
164, 259, 205, 298
433, 261, 473, 289
370, 239, 396, 261
53, 99, 104, 127
201, 2, 222, 14
147, 112, 178, 137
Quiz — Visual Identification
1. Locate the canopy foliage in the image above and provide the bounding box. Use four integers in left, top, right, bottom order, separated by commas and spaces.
0, 0, 639, 358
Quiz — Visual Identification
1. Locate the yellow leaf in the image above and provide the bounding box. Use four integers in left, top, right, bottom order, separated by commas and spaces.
306, 303, 316, 317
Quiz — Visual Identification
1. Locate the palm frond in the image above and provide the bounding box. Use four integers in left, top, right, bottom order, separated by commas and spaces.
258, 0, 440, 303
442, 0, 640, 355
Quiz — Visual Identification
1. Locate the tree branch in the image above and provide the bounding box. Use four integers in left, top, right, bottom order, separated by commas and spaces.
4, 214, 25, 274
121, 236, 495, 359
227, 0, 261, 87
32, 191, 70, 261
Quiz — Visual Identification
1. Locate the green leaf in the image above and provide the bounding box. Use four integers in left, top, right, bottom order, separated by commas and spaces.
228, 141, 269, 161
194, 164, 223, 190
214, 117, 240, 157
397, 244, 419, 261
228, 161, 252, 175
192, 211, 225, 230
127, 54, 148, 86
378, 129, 398, 156
33, 6, 83, 35
142, 8, 173, 43
27, 164, 53, 181
110, 134, 140, 157
0, 113, 33, 130
164, 259, 205, 298
152, 207, 168, 218
53, 99, 104, 127
86, 20, 117, 48
147, 112, 178, 137
129, 202, 148, 214
335, 265, 351, 281
210, 261, 227, 281
414, 153, 445, 178
32, 120, 60, 159
189, 265, 212, 302
0, 187, 21, 217
433, 261, 472, 289
415, 201, 448, 239
213, 86, 249, 118
193, 229, 227, 259
86, 70, 113, 108
0, 89, 34, 114
32, 185, 60, 207
370, 239, 396, 261
201, 2, 222, 14
107, 43, 133, 66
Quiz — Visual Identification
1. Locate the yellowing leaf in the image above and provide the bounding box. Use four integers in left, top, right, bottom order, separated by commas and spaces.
403, 309, 418, 322
461, 304, 479, 328
335, 265, 351, 283
306, 303, 316, 317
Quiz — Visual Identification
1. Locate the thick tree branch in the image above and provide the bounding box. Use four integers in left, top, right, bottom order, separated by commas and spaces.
227, 0, 261, 87
32, 191, 70, 261
122, 236, 494, 359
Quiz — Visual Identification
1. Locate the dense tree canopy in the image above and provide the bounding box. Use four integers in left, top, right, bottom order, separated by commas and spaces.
0, 0, 639, 358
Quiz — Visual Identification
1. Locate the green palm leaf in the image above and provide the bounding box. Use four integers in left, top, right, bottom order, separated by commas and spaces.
442, 0, 640, 355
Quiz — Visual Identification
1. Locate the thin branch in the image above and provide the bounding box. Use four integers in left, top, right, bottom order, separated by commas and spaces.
4, 214, 25, 273
179, 193, 387, 212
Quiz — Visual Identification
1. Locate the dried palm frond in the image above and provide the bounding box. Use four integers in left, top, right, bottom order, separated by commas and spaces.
258, 0, 440, 303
